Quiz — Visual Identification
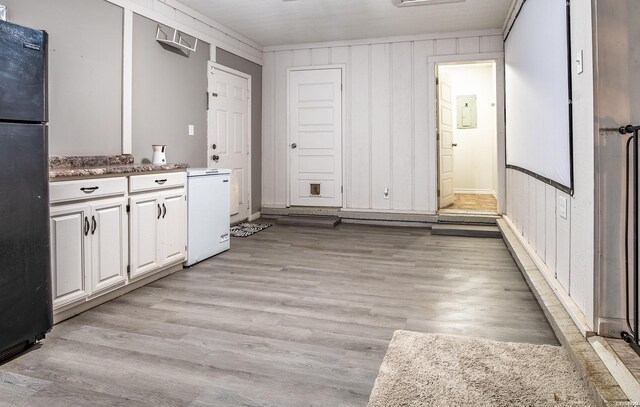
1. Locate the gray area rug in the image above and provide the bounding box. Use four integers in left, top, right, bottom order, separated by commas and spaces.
368, 331, 595, 407
230, 222, 271, 237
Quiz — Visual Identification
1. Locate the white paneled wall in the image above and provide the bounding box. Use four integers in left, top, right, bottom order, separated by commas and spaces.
503, 0, 595, 332
262, 32, 504, 210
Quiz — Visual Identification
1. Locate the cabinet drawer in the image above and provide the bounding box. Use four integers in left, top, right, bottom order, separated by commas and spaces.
129, 171, 186, 193
50, 177, 127, 204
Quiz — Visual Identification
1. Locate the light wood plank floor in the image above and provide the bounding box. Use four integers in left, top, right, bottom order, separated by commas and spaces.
0, 223, 558, 406
445, 193, 497, 211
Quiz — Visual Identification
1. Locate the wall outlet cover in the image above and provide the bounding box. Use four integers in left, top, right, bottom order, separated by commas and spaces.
558, 196, 568, 220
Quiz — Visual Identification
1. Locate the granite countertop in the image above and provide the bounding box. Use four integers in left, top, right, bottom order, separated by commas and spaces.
49, 155, 189, 179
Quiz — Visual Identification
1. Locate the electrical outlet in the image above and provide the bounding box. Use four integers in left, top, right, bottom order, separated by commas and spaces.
557, 196, 567, 220
383, 188, 390, 199
188, 124, 195, 136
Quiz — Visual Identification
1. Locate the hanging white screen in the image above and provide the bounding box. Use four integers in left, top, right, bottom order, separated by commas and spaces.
505, 0, 571, 188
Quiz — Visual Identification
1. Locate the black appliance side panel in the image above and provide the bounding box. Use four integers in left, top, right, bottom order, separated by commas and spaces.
0, 20, 47, 123
0, 123, 52, 353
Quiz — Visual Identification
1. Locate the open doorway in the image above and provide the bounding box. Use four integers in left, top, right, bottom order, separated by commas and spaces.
437, 61, 499, 214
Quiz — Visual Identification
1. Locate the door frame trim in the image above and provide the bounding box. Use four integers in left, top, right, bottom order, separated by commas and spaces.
286, 64, 346, 208
428, 52, 506, 214
207, 61, 252, 221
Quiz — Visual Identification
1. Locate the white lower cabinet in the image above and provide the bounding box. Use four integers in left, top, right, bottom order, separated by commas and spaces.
49, 172, 186, 316
50, 197, 127, 308
129, 188, 186, 279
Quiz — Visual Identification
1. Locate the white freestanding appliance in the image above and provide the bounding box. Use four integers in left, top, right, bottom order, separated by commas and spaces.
184, 168, 231, 266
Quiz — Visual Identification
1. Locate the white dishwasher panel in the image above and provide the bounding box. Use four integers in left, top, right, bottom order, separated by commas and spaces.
185, 168, 231, 266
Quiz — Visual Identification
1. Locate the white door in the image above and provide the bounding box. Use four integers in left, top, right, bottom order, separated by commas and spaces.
50, 205, 91, 308
129, 194, 162, 278
289, 68, 343, 207
438, 69, 455, 208
208, 62, 250, 223
90, 199, 127, 294
161, 191, 186, 265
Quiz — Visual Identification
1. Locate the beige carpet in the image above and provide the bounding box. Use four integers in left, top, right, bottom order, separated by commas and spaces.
368, 331, 595, 407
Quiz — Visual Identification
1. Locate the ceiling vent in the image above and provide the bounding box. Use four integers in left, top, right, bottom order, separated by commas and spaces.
392, 0, 465, 7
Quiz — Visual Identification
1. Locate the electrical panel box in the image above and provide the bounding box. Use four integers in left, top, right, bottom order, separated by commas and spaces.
456, 95, 477, 129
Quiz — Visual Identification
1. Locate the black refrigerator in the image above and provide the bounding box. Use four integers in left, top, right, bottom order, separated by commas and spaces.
0, 20, 52, 362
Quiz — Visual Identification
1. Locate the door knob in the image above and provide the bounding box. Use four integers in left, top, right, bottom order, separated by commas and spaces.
290, 143, 297, 149
451, 143, 458, 147
212, 144, 217, 150
211, 155, 220, 162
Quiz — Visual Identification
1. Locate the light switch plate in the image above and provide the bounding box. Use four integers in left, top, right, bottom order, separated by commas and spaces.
188, 124, 195, 136
558, 196, 568, 220
576, 49, 584, 74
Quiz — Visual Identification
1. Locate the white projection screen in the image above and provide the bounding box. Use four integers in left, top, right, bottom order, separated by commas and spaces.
505, 0, 572, 188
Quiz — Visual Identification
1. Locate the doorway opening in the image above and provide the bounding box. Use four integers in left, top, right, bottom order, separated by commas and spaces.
436, 61, 499, 214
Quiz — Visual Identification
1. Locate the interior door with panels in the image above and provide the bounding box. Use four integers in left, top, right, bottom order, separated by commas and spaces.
438, 69, 455, 208
208, 62, 250, 222
289, 68, 343, 207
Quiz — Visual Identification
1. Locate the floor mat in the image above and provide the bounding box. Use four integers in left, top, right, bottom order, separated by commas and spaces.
230, 222, 272, 237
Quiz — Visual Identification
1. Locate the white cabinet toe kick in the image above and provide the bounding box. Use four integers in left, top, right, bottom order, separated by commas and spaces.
49, 171, 187, 322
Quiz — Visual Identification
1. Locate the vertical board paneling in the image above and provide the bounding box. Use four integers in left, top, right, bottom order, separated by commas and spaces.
311, 48, 330, 65
274, 51, 293, 205
262, 51, 276, 205
435, 38, 457, 55
556, 190, 571, 290
535, 180, 546, 260
458, 37, 480, 54
292, 49, 311, 66
391, 42, 414, 210
545, 183, 557, 273
413, 40, 434, 211
371, 43, 392, 210
527, 176, 537, 246
349, 45, 371, 209
330, 46, 349, 65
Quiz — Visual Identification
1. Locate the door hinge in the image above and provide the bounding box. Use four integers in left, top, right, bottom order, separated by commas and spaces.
127, 265, 130, 275
206, 91, 209, 110
341, 186, 343, 193
126, 204, 130, 213
436, 77, 439, 85
341, 84, 343, 92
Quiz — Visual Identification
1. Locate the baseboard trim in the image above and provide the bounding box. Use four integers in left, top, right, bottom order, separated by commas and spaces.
249, 211, 261, 221
453, 188, 497, 197
53, 262, 184, 324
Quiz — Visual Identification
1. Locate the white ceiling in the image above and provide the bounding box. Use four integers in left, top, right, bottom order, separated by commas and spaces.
177, 0, 513, 47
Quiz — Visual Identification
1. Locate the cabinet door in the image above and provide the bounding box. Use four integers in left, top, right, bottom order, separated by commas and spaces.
161, 191, 186, 265
129, 194, 162, 278
90, 199, 127, 294
50, 205, 90, 308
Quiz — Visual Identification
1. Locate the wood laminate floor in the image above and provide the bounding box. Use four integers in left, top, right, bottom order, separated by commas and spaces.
445, 193, 497, 211
0, 223, 558, 406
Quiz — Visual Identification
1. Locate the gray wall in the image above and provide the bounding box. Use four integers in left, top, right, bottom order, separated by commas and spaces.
132, 14, 209, 167
216, 48, 262, 214
3, 0, 123, 156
